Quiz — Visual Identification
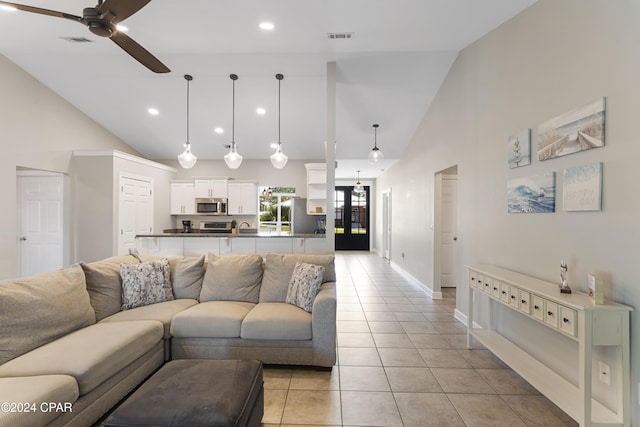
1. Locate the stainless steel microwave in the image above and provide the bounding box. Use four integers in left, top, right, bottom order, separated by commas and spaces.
195, 198, 227, 215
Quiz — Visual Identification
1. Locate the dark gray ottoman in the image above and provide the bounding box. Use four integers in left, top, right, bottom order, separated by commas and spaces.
104, 359, 263, 427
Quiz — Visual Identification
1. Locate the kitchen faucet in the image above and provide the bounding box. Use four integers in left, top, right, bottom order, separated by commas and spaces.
238, 221, 251, 229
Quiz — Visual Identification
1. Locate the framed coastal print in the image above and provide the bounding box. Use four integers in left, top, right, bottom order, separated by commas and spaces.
536, 98, 605, 161
508, 129, 531, 168
563, 162, 603, 211
507, 172, 556, 213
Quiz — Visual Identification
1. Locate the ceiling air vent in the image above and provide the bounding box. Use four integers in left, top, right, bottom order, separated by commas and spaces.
327, 32, 354, 40
60, 36, 93, 43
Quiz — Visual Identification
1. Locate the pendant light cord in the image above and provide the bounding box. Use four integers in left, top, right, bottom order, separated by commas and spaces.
186, 77, 190, 143
232, 77, 235, 144
278, 77, 281, 144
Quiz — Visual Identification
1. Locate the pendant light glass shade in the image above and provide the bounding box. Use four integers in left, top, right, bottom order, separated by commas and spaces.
354, 170, 364, 192
224, 74, 243, 169
270, 73, 288, 169
368, 123, 384, 165
178, 74, 197, 169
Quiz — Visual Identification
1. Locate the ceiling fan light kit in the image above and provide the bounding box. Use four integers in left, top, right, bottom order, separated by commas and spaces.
224, 74, 243, 169
1, 0, 170, 73
368, 123, 384, 165
270, 73, 288, 169
178, 74, 197, 169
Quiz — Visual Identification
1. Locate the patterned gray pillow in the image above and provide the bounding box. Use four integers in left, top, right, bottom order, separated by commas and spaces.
119, 259, 174, 310
285, 262, 325, 313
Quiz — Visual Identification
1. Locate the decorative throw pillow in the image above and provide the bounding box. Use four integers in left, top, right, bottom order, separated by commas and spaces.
119, 259, 174, 310
285, 262, 325, 313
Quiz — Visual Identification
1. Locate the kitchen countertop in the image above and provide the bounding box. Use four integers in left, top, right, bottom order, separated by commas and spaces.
136, 230, 326, 238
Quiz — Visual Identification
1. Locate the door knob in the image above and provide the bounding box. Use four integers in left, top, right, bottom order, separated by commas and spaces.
453, 236, 458, 241
19, 236, 27, 241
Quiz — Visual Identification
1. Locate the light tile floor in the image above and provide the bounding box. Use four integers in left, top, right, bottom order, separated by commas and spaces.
262, 251, 578, 427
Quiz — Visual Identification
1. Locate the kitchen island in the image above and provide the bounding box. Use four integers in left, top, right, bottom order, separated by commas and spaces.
135, 232, 330, 257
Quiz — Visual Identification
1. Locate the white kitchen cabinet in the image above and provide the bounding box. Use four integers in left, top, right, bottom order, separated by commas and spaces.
194, 179, 228, 199
467, 264, 632, 427
170, 181, 195, 215
228, 182, 257, 215
255, 237, 292, 256
292, 237, 330, 254
183, 238, 220, 256
305, 163, 326, 215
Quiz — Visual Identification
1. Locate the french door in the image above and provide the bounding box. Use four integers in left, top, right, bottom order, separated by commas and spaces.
334, 186, 370, 251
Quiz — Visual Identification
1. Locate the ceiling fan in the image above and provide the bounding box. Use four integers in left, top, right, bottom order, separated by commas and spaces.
0, 0, 170, 73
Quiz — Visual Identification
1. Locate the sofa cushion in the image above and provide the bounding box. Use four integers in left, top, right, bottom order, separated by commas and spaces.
286, 262, 325, 313
241, 302, 312, 340
260, 253, 335, 302
170, 301, 255, 338
81, 254, 142, 321
120, 259, 174, 310
0, 320, 163, 395
170, 255, 206, 300
100, 299, 198, 338
199, 254, 263, 303
0, 264, 96, 365
0, 375, 79, 427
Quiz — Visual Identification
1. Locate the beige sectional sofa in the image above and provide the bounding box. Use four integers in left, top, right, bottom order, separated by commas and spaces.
0, 252, 336, 427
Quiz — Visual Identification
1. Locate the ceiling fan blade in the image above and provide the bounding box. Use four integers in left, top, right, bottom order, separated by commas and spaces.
110, 32, 170, 73
96, 0, 151, 24
0, 1, 81, 22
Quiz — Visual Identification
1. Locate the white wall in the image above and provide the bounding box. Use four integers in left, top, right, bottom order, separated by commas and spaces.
377, 0, 640, 421
0, 55, 139, 278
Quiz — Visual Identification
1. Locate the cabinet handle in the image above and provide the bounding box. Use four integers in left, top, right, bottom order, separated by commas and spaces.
548, 311, 554, 316
471, 278, 475, 281
521, 299, 526, 304
534, 305, 540, 310
502, 290, 507, 295
511, 295, 516, 300
493, 287, 498, 291
478, 280, 482, 284
563, 318, 570, 323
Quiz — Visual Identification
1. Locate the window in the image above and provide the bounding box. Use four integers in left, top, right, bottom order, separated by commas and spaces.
259, 187, 295, 234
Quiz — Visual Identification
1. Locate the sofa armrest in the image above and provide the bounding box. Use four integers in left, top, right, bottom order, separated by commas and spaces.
311, 281, 337, 367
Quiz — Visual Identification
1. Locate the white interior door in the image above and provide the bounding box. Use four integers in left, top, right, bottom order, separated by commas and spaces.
118, 175, 153, 255
382, 190, 392, 260
439, 174, 458, 287
19, 175, 64, 276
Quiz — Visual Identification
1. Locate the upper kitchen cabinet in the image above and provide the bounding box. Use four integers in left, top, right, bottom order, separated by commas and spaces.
194, 179, 228, 199
228, 182, 257, 215
170, 181, 195, 215
305, 163, 326, 215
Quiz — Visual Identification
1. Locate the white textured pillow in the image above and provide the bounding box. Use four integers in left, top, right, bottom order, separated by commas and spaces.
285, 262, 325, 313
119, 259, 174, 310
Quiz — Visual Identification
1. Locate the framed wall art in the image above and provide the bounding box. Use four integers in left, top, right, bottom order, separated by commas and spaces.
562, 162, 603, 211
508, 129, 531, 168
536, 98, 605, 161
507, 172, 556, 213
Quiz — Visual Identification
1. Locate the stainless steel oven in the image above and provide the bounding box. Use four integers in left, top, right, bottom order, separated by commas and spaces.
199, 220, 235, 233
195, 198, 227, 215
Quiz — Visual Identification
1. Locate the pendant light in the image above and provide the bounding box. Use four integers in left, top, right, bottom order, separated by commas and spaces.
270, 73, 288, 169
177, 74, 197, 169
354, 170, 364, 193
224, 74, 243, 169
368, 123, 384, 165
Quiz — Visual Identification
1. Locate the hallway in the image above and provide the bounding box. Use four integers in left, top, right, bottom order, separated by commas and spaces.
262, 251, 577, 426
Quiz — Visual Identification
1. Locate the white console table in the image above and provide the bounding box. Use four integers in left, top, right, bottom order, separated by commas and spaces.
467, 264, 632, 427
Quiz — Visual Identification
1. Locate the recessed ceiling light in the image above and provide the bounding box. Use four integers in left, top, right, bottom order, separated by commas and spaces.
214, 127, 224, 134
259, 22, 274, 31
0, 4, 17, 11
256, 107, 266, 115
148, 108, 159, 116
116, 24, 128, 32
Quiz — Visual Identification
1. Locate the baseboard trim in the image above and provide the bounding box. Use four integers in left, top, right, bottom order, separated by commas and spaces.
388, 260, 442, 299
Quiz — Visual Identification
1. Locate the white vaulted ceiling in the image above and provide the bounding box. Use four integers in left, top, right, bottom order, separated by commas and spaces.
0, 0, 536, 178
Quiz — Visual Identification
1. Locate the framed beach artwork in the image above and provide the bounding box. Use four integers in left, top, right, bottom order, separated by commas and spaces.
508, 129, 531, 168
507, 172, 556, 213
537, 98, 605, 161
563, 162, 603, 211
